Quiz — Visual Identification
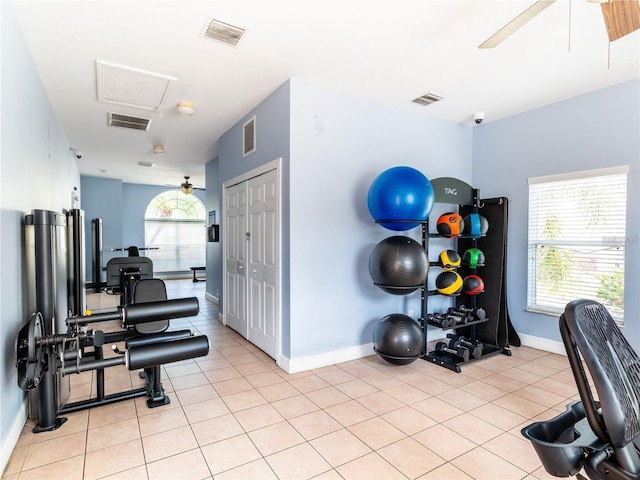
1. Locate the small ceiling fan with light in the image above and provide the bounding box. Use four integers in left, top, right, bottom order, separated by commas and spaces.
167, 176, 205, 195
479, 0, 640, 49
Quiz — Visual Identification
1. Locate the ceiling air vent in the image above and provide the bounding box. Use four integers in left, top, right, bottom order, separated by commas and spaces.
107, 112, 152, 131
412, 92, 443, 106
201, 17, 245, 46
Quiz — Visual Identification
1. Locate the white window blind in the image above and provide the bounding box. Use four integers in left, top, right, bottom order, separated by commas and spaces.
527, 166, 628, 323
144, 191, 206, 273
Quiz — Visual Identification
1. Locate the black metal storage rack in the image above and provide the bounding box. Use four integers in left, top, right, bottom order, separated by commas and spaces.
420, 178, 511, 373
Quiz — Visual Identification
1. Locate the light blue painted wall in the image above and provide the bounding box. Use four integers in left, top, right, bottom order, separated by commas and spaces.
80, 176, 124, 280
1, 1, 79, 468
212, 78, 473, 360
80, 176, 206, 278
472, 79, 640, 348
217, 80, 292, 354
288, 79, 473, 358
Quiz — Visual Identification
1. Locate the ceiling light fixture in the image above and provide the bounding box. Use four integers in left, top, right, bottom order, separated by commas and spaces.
153, 145, 165, 155
138, 161, 155, 167
177, 102, 195, 116
181, 185, 193, 195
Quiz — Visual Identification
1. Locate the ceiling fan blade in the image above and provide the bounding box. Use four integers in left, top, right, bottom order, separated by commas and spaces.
479, 0, 556, 48
601, 0, 640, 42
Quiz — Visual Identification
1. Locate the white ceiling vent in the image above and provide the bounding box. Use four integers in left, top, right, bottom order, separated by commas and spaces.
107, 112, 152, 131
201, 17, 245, 46
412, 92, 444, 106
96, 60, 176, 111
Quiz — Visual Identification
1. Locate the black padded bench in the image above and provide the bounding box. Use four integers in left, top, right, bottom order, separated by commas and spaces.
190, 266, 205, 282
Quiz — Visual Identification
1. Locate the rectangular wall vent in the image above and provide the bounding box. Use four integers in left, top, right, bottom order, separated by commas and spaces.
412, 92, 444, 106
107, 112, 152, 131
243, 116, 256, 157
201, 18, 245, 46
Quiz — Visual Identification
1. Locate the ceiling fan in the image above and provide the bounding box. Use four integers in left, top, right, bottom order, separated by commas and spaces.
169, 176, 205, 195
479, 0, 640, 49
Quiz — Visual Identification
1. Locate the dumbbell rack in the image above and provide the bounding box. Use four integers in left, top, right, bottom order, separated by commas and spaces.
420, 181, 511, 373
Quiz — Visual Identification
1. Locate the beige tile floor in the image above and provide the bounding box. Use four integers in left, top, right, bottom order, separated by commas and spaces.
3, 279, 581, 480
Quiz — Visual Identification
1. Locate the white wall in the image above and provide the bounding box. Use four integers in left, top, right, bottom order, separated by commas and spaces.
1, 2, 79, 471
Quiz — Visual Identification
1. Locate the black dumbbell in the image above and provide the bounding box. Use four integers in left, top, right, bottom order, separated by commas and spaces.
447, 334, 483, 359
448, 305, 487, 322
435, 341, 470, 362
446, 308, 470, 324
426, 313, 454, 328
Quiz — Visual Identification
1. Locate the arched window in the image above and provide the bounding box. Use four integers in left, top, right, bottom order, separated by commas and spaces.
144, 191, 206, 273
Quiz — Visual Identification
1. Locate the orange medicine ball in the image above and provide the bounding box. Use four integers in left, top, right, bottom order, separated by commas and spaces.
436, 212, 464, 237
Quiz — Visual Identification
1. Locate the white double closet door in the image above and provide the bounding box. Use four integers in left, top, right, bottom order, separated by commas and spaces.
224, 163, 279, 359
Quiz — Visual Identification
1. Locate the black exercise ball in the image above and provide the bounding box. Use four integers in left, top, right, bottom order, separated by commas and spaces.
373, 314, 424, 365
369, 236, 428, 295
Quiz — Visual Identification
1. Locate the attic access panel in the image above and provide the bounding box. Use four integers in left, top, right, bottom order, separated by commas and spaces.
96, 60, 176, 111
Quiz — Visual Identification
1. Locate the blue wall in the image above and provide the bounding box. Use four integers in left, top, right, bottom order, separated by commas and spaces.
80, 176, 206, 279
212, 78, 473, 360
472, 79, 640, 348
1, 1, 80, 469
287, 79, 472, 358
215, 82, 290, 325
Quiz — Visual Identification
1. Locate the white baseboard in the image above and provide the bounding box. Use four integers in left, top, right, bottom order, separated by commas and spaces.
280, 343, 375, 374
204, 292, 219, 305
518, 333, 566, 355
1, 397, 28, 474
277, 329, 453, 374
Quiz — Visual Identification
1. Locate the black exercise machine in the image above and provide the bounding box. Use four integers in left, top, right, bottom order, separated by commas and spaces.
18, 210, 209, 433
16, 284, 209, 431
522, 299, 640, 479
105, 246, 159, 305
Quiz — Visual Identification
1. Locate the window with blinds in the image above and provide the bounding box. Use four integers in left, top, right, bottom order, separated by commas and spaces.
527, 166, 628, 323
144, 191, 206, 273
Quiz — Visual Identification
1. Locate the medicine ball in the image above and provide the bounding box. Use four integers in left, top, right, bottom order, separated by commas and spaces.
367, 166, 435, 231
438, 249, 461, 271
435, 271, 463, 295
373, 314, 424, 365
462, 213, 489, 238
436, 212, 464, 237
463, 275, 484, 295
369, 236, 428, 295
462, 248, 485, 268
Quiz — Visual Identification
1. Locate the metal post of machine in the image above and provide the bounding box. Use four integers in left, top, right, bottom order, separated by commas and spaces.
66, 209, 86, 317
25, 210, 70, 432
91, 218, 103, 292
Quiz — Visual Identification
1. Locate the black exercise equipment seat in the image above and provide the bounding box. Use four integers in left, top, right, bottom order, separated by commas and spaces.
131, 278, 170, 334
522, 299, 640, 479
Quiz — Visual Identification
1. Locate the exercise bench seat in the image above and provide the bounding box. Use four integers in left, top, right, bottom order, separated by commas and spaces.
190, 266, 205, 282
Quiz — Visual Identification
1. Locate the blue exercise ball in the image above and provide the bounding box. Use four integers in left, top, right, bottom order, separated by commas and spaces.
369, 236, 428, 295
368, 166, 435, 231
373, 314, 424, 365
